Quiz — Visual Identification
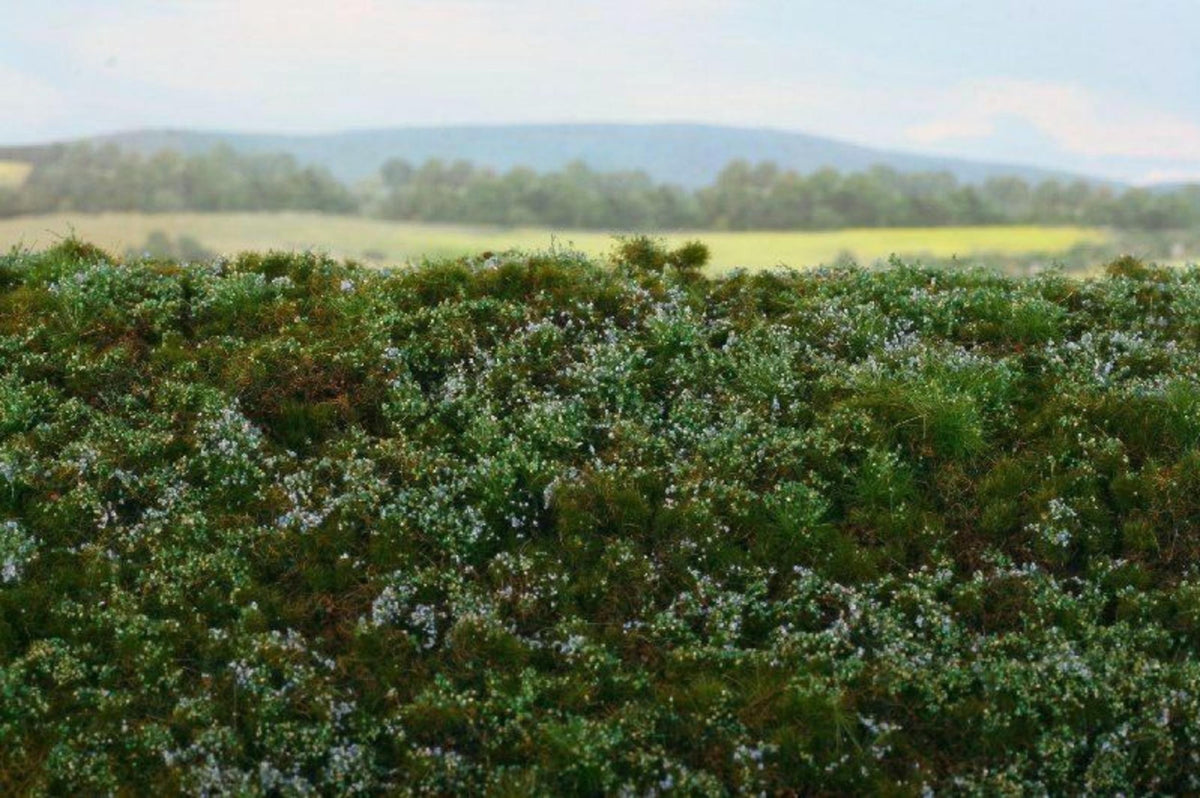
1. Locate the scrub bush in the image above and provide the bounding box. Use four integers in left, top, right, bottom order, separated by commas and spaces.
3, 240, 1200, 794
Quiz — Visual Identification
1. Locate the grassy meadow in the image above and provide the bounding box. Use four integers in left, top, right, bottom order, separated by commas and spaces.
0, 211, 1112, 272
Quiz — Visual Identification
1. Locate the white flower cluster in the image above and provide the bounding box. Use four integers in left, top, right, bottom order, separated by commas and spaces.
0, 520, 36, 584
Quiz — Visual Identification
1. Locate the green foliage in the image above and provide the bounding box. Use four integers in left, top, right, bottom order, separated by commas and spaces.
4, 243, 1200, 793
373, 156, 1200, 231
7, 143, 355, 216
7, 143, 1200, 232
610, 235, 711, 276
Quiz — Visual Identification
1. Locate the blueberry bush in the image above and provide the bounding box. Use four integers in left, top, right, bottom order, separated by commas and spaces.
3, 238, 1200, 794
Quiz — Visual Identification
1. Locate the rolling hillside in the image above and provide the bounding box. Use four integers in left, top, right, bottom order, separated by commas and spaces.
2, 123, 1096, 188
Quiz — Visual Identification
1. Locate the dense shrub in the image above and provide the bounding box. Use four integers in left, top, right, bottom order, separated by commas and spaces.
4, 240, 1200, 793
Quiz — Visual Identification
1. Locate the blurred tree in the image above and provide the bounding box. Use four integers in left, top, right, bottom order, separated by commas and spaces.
4, 143, 1200, 232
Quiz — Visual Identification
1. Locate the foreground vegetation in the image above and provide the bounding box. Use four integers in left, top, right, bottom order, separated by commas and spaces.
4, 239, 1200, 793
0, 211, 1114, 272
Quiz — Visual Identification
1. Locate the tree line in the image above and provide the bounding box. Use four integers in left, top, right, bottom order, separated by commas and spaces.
3, 142, 1199, 230
0, 144, 356, 216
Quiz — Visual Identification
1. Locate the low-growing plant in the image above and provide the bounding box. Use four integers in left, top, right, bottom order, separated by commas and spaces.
3, 241, 1200, 793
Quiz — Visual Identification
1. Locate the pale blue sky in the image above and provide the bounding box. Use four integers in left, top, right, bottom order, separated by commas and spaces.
5, 0, 1199, 182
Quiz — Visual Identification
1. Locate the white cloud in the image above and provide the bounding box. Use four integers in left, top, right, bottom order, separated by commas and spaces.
6, 1, 1200, 185
53, 1, 734, 94
15, 0, 746, 133
1136, 168, 1200, 186
906, 80, 1200, 162
0, 64, 66, 140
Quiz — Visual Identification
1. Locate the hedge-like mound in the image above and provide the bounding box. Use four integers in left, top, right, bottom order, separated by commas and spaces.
3, 241, 1200, 794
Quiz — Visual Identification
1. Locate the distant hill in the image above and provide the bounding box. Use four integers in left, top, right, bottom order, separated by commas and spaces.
1147, 181, 1200, 194
4, 123, 1100, 188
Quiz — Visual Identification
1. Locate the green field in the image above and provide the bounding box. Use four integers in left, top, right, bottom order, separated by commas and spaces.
0, 160, 32, 189
0, 211, 1112, 272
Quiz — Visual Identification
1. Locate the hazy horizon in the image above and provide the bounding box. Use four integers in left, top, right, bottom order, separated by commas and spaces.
6, 1, 1200, 184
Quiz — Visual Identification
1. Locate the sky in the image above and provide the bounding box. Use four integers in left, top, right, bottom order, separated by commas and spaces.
5, 0, 1200, 184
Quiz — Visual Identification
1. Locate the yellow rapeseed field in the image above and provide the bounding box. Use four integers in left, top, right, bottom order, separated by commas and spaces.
0, 211, 1111, 272
0, 160, 32, 189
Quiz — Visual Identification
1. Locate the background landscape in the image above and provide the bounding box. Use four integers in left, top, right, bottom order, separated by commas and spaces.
1, 122, 1198, 272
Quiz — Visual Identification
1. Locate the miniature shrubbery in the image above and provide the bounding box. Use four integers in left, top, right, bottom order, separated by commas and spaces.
3, 239, 1200, 793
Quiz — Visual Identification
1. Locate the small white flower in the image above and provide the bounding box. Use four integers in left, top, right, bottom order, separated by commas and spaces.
0, 521, 36, 585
